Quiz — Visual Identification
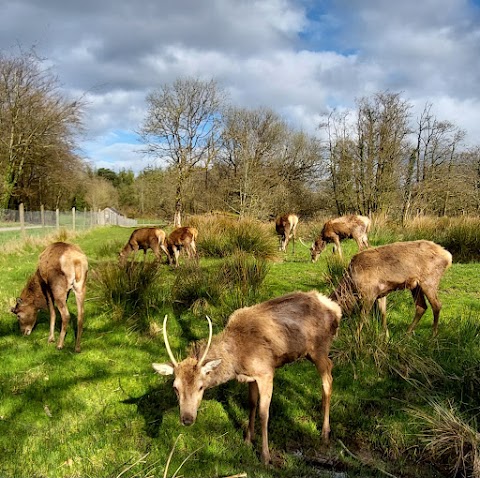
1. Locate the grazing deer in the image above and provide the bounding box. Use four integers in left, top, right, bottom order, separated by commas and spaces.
11, 242, 88, 352
275, 213, 299, 253
166, 226, 198, 267
152, 290, 342, 464
119, 227, 170, 265
330, 240, 452, 337
310, 215, 370, 261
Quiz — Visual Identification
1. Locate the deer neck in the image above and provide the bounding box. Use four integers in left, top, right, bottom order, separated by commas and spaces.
202, 336, 238, 389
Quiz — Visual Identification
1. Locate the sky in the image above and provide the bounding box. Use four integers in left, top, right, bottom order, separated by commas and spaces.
1, 0, 480, 173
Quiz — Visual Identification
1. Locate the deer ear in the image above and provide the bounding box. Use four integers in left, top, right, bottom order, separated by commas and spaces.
152, 363, 174, 376
201, 359, 222, 375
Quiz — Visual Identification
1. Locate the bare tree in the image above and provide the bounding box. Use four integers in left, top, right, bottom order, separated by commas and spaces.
140, 77, 225, 226
0, 49, 83, 209
219, 106, 285, 216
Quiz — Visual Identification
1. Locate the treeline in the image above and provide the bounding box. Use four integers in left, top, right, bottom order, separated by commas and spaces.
2, 50, 479, 220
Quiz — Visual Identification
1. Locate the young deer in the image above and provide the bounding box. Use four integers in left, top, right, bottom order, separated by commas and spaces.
11, 242, 88, 352
310, 215, 370, 261
152, 290, 341, 464
275, 213, 299, 253
119, 227, 169, 265
166, 226, 198, 267
330, 240, 452, 337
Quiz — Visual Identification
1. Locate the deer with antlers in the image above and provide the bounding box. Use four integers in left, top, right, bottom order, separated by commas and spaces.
152, 290, 341, 464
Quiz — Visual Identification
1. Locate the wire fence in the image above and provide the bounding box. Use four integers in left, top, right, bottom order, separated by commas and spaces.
0, 205, 137, 244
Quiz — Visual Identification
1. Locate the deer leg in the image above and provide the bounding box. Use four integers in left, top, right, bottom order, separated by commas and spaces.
245, 381, 259, 443
312, 354, 333, 443
357, 297, 375, 341
256, 375, 274, 464
405, 286, 428, 335
160, 244, 170, 263
333, 237, 343, 259
73, 283, 86, 353
362, 234, 370, 249
376, 296, 389, 338
191, 243, 199, 264
55, 296, 70, 350
174, 248, 180, 268
46, 290, 56, 343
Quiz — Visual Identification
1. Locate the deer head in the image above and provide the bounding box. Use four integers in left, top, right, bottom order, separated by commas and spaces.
152, 315, 222, 426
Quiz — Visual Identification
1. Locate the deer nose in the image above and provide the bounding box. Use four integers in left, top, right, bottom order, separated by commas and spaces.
181, 414, 195, 426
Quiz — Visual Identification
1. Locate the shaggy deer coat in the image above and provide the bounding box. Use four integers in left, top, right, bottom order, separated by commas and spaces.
330, 240, 452, 336
11, 242, 88, 352
153, 290, 341, 464
311, 215, 370, 261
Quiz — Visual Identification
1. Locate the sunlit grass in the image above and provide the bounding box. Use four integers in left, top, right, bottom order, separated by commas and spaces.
0, 218, 479, 477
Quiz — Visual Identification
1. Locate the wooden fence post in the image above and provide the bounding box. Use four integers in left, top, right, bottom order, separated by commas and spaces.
19, 203, 26, 238
56, 209, 60, 230
72, 207, 76, 232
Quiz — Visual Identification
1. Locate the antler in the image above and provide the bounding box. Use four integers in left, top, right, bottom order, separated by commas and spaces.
298, 237, 311, 248
198, 315, 213, 366
162, 315, 178, 367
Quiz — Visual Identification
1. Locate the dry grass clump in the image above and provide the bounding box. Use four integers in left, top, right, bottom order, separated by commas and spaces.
0, 228, 78, 255
402, 216, 480, 262
409, 399, 480, 478
188, 213, 278, 259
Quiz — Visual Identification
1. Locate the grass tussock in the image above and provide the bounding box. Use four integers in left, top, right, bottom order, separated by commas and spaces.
190, 214, 278, 259
171, 263, 223, 315
171, 251, 269, 319
219, 250, 269, 314
409, 399, 480, 478
323, 254, 348, 290
93, 260, 167, 331
333, 318, 446, 387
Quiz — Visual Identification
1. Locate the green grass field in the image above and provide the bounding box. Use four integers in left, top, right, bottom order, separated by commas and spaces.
0, 224, 479, 478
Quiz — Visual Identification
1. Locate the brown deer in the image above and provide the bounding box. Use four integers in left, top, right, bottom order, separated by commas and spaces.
275, 213, 299, 253
310, 214, 370, 261
11, 242, 88, 352
330, 240, 452, 337
119, 227, 170, 265
152, 290, 342, 464
166, 226, 198, 267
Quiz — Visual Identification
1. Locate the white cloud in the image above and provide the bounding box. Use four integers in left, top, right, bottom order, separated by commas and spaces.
1, 0, 479, 172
